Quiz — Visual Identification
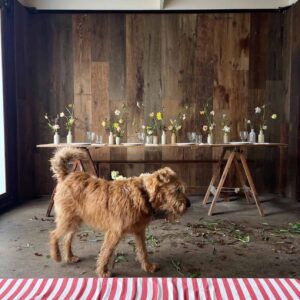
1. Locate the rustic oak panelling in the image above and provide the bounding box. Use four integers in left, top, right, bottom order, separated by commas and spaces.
15, 10, 299, 197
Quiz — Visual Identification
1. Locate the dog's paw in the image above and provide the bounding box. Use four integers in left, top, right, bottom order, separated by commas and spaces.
143, 262, 160, 273
96, 269, 112, 278
67, 256, 80, 264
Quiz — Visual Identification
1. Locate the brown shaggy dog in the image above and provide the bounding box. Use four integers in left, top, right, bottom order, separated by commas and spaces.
49, 147, 190, 277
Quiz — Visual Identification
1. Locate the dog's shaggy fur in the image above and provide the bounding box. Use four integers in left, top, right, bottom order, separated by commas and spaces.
49, 147, 190, 277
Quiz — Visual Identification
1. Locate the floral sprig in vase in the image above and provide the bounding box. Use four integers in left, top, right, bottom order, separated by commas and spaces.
101, 104, 128, 145
221, 113, 231, 144
44, 113, 61, 144
255, 104, 277, 143
168, 106, 188, 144
143, 111, 161, 144
60, 103, 75, 144
200, 102, 215, 144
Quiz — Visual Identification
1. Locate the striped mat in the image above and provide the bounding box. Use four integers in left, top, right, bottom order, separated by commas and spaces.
0, 277, 299, 300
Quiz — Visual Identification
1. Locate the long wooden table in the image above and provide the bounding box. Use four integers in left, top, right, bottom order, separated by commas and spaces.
36, 143, 287, 217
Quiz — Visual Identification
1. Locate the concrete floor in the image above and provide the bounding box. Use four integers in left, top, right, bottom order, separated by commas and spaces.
0, 194, 299, 278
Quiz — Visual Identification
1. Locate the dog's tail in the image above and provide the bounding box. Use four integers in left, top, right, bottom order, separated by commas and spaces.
50, 147, 87, 181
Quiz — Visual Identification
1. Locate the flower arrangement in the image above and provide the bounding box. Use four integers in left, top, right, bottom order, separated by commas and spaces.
221, 114, 231, 133
44, 113, 60, 133
255, 104, 277, 131
167, 106, 188, 134
101, 104, 128, 137
60, 104, 75, 132
142, 111, 163, 136
200, 102, 215, 134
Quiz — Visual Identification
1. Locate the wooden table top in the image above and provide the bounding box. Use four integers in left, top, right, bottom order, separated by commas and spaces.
36, 142, 288, 148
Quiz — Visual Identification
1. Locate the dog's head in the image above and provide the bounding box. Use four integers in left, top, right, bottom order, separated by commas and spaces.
142, 167, 191, 221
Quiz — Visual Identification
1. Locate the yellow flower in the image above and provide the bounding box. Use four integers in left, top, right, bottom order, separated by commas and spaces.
156, 112, 162, 120
200, 111, 205, 115
113, 122, 119, 129
271, 114, 277, 120
69, 118, 75, 125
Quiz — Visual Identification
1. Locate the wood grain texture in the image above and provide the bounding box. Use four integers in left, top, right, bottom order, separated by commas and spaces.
16, 11, 299, 197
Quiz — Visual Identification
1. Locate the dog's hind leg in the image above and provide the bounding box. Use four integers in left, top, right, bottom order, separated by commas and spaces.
63, 231, 80, 263
96, 231, 121, 277
134, 229, 160, 273
50, 214, 81, 263
49, 229, 62, 262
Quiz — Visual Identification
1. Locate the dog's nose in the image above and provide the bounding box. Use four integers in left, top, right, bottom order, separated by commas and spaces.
186, 198, 191, 208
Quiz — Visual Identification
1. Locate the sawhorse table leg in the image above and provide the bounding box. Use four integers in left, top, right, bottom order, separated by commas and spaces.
203, 147, 264, 217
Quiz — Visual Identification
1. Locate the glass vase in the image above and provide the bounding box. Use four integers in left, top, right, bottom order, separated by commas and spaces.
108, 132, 114, 145
67, 130, 72, 144
249, 129, 256, 143
258, 130, 265, 143
171, 133, 177, 144
146, 135, 153, 144
207, 133, 214, 144
223, 132, 229, 144
161, 131, 166, 145
53, 132, 60, 145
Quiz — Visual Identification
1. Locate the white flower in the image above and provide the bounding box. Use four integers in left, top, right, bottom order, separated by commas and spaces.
168, 125, 173, 131
234, 188, 240, 194
182, 114, 186, 120
137, 102, 141, 109
115, 175, 126, 180
147, 130, 153, 135
247, 120, 251, 124
52, 124, 60, 130
263, 125, 267, 130
176, 125, 182, 131
222, 114, 226, 119
210, 111, 215, 116
69, 118, 75, 125
149, 112, 154, 118
101, 121, 106, 127
60, 112, 65, 117
44, 115, 48, 120
223, 125, 231, 133
114, 109, 121, 116
203, 125, 208, 132
119, 119, 123, 124
255, 107, 261, 114
111, 170, 119, 180
142, 125, 146, 129
271, 114, 277, 120
116, 126, 121, 132
209, 125, 214, 131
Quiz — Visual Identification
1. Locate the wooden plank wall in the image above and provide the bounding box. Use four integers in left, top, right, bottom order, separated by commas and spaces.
16, 9, 299, 197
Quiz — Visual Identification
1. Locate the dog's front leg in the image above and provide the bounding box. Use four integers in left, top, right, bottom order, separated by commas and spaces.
134, 230, 160, 273
96, 231, 121, 277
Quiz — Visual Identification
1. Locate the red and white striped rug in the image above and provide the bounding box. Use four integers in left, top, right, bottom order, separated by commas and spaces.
0, 277, 299, 300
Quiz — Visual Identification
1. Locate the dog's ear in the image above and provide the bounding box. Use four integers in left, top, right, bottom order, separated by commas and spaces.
155, 167, 176, 184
